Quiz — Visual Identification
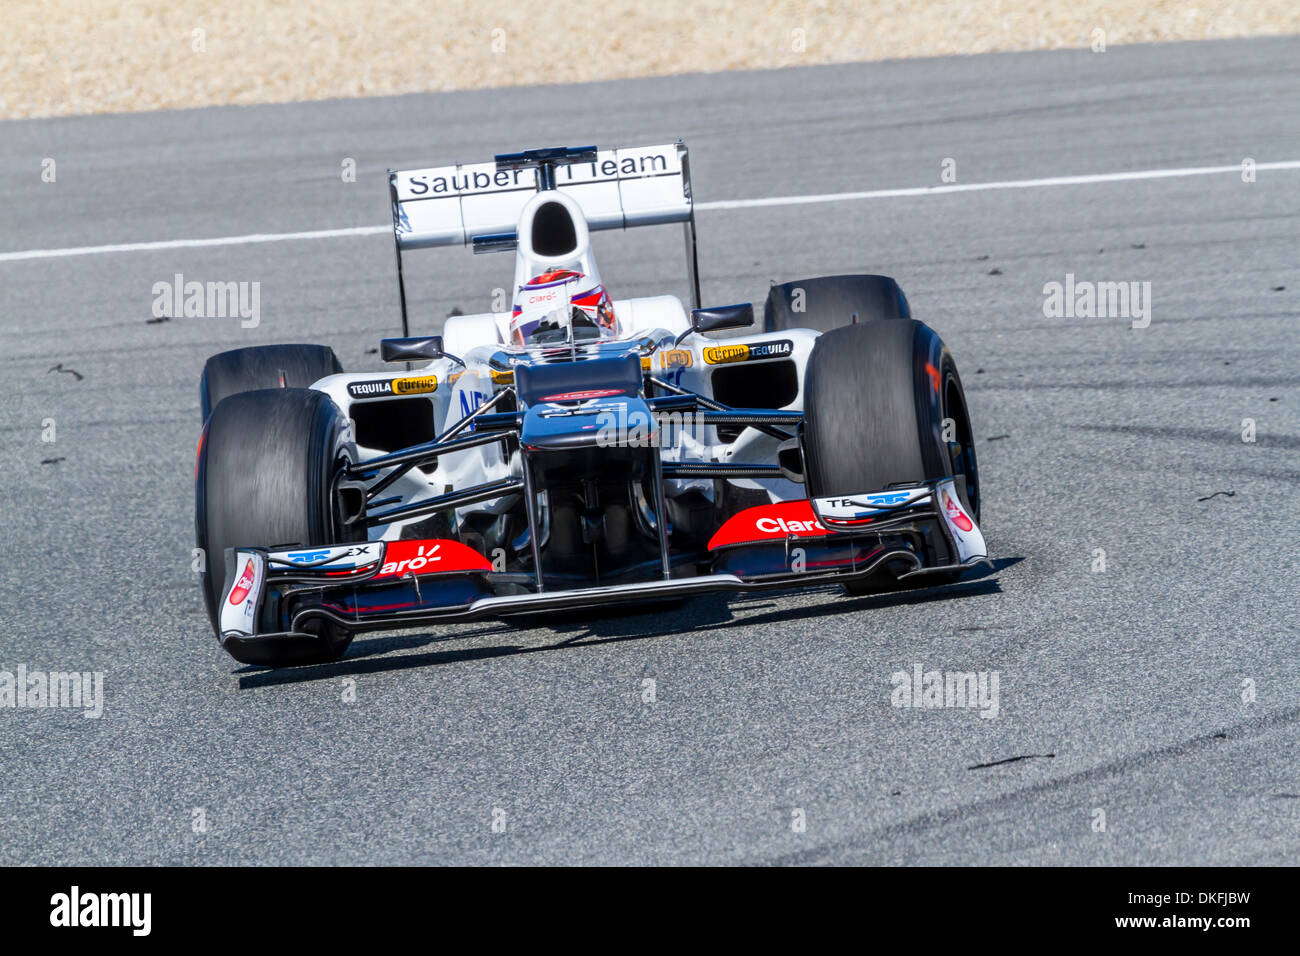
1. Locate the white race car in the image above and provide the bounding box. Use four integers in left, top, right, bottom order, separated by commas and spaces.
195, 143, 986, 667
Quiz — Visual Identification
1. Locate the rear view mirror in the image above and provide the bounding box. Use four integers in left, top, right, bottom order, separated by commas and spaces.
380, 336, 444, 363
690, 303, 754, 334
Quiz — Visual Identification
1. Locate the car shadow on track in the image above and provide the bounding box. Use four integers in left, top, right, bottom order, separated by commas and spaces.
234, 556, 1023, 689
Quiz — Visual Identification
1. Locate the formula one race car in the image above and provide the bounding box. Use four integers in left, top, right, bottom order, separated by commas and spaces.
195, 143, 986, 668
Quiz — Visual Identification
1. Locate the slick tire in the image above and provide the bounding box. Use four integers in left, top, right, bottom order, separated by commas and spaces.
195, 388, 361, 665
803, 319, 980, 590
199, 344, 343, 423
764, 274, 910, 333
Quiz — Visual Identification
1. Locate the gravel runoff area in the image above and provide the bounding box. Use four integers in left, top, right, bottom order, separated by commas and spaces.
5, 1, 1300, 120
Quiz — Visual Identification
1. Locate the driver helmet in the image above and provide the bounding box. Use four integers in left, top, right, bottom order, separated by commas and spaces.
509, 270, 616, 346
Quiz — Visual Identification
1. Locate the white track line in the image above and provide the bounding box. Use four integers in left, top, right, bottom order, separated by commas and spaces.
695, 160, 1300, 210
3, 160, 1298, 264
0, 225, 389, 263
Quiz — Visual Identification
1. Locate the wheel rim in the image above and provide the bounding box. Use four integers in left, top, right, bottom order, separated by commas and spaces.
943, 372, 979, 517
328, 451, 364, 544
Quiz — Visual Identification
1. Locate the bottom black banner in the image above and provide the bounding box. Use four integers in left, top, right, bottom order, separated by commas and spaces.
0, 865, 1276, 941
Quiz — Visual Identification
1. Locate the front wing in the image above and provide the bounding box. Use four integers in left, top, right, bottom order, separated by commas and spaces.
217, 477, 987, 665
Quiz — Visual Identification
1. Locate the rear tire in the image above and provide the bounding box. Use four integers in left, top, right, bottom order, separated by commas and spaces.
764, 274, 910, 333
199, 344, 343, 423
195, 388, 361, 665
803, 320, 979, 589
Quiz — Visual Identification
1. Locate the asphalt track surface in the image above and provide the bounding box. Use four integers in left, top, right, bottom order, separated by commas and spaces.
1, 37, 1298, 865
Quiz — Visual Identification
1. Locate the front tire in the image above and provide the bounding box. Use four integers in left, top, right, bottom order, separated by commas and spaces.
803, 320, 979, 588
195, 388, 361, 665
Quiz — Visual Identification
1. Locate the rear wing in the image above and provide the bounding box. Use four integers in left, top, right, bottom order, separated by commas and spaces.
387, 142, 701, 334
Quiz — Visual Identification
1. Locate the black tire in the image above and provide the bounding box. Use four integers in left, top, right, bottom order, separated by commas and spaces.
803, 320, 979, 588
764, 274, 910, 333
199, 344, 343, 423
195, 388, 361, 665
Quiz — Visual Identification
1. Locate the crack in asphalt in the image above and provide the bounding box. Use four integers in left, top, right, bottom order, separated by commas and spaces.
968, 753, 1056, 770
